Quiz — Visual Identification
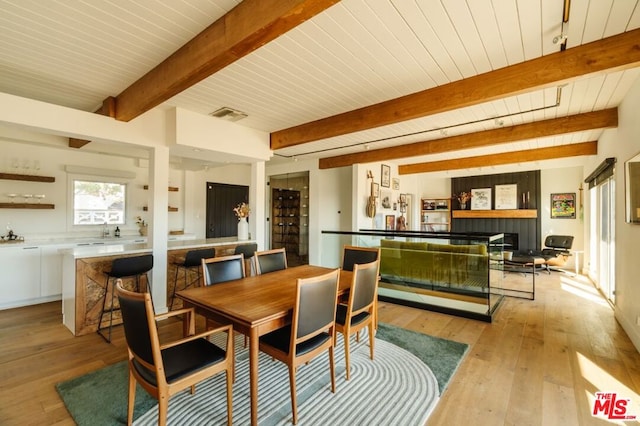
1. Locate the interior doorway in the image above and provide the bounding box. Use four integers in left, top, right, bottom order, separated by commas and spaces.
206, 182, 248, 238
269, 172, 309, 267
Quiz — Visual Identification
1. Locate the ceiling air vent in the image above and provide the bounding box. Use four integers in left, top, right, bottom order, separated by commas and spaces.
209, 107, 248, 122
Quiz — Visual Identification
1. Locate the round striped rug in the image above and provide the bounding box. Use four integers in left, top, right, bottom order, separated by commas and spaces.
135, 333, 439, 425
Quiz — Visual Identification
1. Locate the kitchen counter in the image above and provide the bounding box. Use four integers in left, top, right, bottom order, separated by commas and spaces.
62, 237, 256, 335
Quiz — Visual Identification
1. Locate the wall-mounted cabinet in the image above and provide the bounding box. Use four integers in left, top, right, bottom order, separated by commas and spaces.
420, 198, 451, 231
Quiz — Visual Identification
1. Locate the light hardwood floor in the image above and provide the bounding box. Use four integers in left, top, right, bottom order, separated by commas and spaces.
1, 271, 638, 425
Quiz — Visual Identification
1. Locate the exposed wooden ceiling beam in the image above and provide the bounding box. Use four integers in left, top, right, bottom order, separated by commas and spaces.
111, 0, 339, 122
272, 28, 640, 150
398, 142, 598, 174
318, 108, 616, 169
68, 138, 91, 149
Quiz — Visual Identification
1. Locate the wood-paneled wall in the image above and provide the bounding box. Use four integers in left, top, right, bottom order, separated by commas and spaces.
451, 170, 541, 251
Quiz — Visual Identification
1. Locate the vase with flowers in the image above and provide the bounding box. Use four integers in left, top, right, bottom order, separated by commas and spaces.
233, 202, 250, 240
136, 216, 148, 236
455, 191, 472, 210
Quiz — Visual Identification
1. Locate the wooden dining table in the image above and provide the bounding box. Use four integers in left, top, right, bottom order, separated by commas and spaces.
176, 264, 353, 426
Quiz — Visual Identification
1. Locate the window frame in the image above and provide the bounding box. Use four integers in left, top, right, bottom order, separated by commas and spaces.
68, 174, 129, 229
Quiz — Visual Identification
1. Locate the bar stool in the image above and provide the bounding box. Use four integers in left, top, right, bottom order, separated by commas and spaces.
169, 248, 215, 310
97, 254, 154, 343
234, 243, 257, 276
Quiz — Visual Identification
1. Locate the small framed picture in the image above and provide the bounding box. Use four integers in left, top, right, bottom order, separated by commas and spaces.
385, 214, 395, 230
471, 188, 492, 210
392, 177, 400, 190
371, 182, 380, 198
381, 191, 392, 209
551, 193, 576, 218
381, 164, 391, 188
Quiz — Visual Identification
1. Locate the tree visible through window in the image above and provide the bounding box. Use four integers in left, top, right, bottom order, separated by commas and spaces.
73, 180, 126, 225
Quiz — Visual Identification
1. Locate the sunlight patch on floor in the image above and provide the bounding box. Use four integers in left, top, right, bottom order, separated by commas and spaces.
560, 275, 609, 307
578, 352, 640, 423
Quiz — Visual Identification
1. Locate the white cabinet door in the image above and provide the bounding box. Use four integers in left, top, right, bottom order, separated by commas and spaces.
0, 245, 41, 309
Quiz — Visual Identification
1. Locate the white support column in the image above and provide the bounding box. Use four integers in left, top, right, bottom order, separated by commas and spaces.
251, 161, 266, 250
149, 146, 170, 313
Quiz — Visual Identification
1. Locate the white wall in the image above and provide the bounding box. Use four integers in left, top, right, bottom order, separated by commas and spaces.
585, 75, 640, 351
540, 166, 585, 270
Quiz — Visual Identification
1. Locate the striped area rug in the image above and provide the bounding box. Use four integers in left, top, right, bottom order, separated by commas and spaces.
134, 332, 439, 425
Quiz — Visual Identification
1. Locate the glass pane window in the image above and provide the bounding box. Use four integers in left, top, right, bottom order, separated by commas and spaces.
73, 180, 126, 225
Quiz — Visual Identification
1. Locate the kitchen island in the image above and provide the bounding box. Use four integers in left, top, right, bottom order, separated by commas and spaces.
61, 237, 255, 336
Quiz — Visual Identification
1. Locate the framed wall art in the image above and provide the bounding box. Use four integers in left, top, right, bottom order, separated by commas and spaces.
494, 184, 518, 210
551, 193, 576, 218
381, 191, 392, 209
381, 164, 391, 188
385, 214, 395, 230
392, 177, 400, 190
471, 188, 492, 210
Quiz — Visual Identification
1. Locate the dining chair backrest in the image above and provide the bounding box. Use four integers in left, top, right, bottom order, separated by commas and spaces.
350, 259, 380, 313
341, 246, 380, 272
202, 254, 245, 285
294, 269, 340, 341
117, 280, 159, 371
254, 248, 287, 275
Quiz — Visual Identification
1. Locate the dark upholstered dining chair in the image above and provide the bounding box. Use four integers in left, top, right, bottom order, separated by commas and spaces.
201, 254, 246, 347
335, 259, 380, 380
253, 247, 287, 275
258, 268, 340, 425
341, 245, 380, 272
202, 254, 246, 285
116, 280, 234, 426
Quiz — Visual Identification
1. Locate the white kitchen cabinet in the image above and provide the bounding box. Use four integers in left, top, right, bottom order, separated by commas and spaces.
0, 245, 41, 309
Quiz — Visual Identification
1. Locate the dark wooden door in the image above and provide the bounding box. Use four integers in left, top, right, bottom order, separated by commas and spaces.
206, 183, 249, 238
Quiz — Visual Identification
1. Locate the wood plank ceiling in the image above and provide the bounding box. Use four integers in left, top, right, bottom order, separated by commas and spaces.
0, 0, 639, 173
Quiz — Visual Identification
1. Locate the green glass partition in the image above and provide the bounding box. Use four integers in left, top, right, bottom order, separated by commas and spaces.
321, 230, 505, 322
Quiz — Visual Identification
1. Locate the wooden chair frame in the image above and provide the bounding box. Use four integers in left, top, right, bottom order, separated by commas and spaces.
116, 280, 234, 426
201, 253, 246, 286
258, 269, 339, 424
335, 259, 380, 380
253, 247, 287, 275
